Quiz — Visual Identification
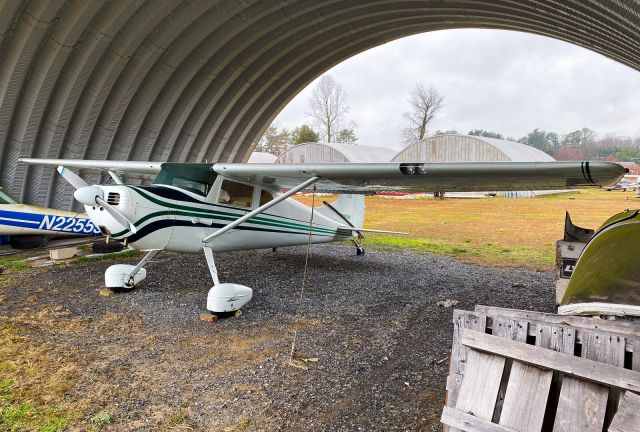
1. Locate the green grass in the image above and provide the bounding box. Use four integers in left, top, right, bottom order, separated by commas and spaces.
297, 189, 632, 271
363, 235, 555, 270
74, 249, 140, 264
0, 379, 71, 432
0, 323, 80, 432
0, 255, 31, 272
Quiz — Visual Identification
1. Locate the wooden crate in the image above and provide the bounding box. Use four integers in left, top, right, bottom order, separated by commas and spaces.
442, 306, 640, 432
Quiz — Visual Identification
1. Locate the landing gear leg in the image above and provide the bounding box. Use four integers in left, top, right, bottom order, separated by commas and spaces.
352, 238, 365, 256
203, 246, 252, 314
104, 249, 161, 289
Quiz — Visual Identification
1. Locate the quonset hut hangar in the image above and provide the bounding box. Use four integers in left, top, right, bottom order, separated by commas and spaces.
275, 136, 560, 197
0, 1, 638, 210
393, 134, 558, 197
392, 134, 554, 164
275, 142, 397, 164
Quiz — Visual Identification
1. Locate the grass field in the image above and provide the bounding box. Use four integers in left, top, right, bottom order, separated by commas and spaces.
298, 189, 637, 271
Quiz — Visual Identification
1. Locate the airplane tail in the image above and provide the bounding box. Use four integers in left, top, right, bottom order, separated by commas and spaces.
317, 194, 365, 229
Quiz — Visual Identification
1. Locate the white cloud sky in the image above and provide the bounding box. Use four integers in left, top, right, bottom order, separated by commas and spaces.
272, 29, 640, 150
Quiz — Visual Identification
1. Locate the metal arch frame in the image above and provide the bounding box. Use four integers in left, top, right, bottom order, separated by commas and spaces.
0, 1, 638, 209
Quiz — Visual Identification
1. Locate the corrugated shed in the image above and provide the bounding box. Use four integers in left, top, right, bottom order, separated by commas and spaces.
247, 152, 277, 163
392, 135, 555, 163
276, 142, 397, 164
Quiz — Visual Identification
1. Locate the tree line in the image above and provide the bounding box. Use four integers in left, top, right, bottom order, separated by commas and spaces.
435, 128, 640, 162
260, 75, 640, 163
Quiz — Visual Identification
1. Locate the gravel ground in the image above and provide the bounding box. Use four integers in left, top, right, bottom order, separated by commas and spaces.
0, 244, 555, 431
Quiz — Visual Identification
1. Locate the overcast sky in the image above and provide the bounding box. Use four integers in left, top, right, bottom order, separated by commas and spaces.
272, 29, 640, 150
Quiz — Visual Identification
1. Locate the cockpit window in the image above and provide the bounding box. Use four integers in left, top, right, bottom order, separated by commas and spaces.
0, 187, 17, 204
218, 180, 254, 208
153, 163, 217, 196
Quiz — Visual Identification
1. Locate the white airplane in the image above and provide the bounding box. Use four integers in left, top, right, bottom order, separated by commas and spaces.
20, 158, 624, 314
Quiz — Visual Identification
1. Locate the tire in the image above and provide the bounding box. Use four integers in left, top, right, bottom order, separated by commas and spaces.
92, 240, 125, 254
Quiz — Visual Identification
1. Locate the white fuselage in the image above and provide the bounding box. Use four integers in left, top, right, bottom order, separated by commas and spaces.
84, 183, 352, 253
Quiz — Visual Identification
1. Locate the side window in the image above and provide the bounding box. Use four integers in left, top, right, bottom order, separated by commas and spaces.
259, 189, 273, 206
218, 180, 254, 208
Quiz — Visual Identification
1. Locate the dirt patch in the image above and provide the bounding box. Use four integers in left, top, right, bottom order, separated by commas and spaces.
0, 244, 555, 430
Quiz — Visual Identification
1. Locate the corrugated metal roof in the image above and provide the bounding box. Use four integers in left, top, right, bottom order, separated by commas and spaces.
0, 1, 636, 209
471, 137, 555, 162
276, 142, 397, 163
247, 152, 277, 163
393, 135, 555, 163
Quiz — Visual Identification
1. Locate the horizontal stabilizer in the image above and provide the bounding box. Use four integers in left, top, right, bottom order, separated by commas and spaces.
338, 226, 407, 235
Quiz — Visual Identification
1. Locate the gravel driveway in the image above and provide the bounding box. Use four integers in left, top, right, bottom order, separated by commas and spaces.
0, 244, 555, 431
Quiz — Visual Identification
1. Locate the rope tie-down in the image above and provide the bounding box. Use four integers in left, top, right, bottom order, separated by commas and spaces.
289, 184, 320, 370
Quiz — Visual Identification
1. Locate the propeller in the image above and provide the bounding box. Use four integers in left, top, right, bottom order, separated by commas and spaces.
57, 166, 88, 189
57, 166, 137, 234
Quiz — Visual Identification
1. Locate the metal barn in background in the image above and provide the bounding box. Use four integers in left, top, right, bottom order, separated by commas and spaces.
392, 134, 567, 198
392, 134, 555, 163
275, 142, 397, 164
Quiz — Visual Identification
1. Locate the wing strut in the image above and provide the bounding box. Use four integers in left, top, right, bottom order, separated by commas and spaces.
202, 175, 320, 245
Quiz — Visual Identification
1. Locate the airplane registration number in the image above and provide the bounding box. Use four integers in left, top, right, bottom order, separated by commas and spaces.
38, 215, 101, 234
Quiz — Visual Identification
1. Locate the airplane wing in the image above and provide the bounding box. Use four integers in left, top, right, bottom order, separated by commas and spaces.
213, 161, 626, 193
20, 159, 625, 193
19, 158, 162, 174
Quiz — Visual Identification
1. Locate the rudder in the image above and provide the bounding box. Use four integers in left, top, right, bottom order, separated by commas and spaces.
317, 194, 365, 228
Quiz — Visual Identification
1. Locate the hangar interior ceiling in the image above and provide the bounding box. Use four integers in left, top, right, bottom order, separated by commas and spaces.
0, 0, 638, 209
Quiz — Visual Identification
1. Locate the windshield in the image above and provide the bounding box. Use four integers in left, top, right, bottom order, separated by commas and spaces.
153, 163, 217, 196
0, 187, 17, 204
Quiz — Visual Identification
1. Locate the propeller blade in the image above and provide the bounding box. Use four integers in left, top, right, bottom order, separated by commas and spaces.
57, 166, 88, 189
96, 196, 137, 234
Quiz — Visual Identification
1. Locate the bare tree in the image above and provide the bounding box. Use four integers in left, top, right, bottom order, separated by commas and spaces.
402, 84, 443, 145
308, 75, 349, 142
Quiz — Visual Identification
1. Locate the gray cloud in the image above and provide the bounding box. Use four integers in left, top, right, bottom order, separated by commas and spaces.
273, 29, 640, 150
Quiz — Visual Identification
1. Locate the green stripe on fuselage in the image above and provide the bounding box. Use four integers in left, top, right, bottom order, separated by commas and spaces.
110, 187, 340, 238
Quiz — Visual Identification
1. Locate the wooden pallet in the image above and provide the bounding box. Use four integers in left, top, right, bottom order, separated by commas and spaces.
442, 306, 640, 432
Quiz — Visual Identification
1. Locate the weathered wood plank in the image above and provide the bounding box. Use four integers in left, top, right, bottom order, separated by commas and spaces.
441, 407, 517, 432
461, 329, 640, 392
447, 311, 487, 405
475, 305, 640, 337
446, 311, 487, 432
536, 325, 575, 431
490, 318, 528, 423
581, 331, 625, 367
498, 362, 553, 431
492, 317, 527, 342
581, 331, 625, 430
633, 338, 640, 371
487, 315, 635, 353
535, 324, 576, 352
455, 349, 505, 420
553, 376, 607, 431
609, 391, 640, 432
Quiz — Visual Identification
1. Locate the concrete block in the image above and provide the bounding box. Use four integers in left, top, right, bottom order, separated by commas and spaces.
49, 247, 77, 260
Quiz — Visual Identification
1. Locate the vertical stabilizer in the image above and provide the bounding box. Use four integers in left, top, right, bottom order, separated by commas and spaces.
317, 194, 365, 228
